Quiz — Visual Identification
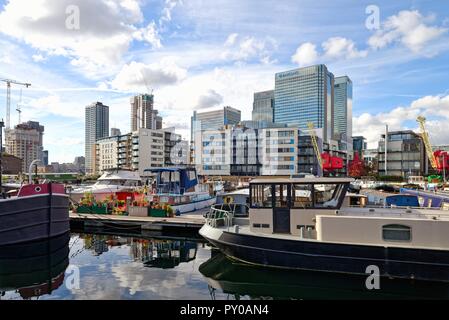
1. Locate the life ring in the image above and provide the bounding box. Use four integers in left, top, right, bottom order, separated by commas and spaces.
224, 196, 234, 204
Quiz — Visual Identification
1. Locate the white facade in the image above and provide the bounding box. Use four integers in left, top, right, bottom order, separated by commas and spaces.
260, 128, 298, 176
96, 137, 119, 173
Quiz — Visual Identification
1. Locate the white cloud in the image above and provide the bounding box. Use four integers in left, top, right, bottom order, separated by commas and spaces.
110, 59, 187, 91
354, 94, 449, 148
0, 0, 165, 77
159, 0, 182, 26
221, 34, 277, 64
32, 54, 46, 62
292, 37, 367, 66
322, 37, 368, 59
291, 42, 318, 66
368, 10, 447, 53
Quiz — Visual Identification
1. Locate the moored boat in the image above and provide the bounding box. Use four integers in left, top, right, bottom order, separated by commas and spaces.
200, 176, 449, 282
0, 182, 70, 246
144, 167, 216, 214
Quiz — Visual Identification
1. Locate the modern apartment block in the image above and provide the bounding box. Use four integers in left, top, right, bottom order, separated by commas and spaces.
94, 128, 187, 176
274, 64, 334, 142
85, 102, 109, 174
252, 90, 274, 122
377, 130, 427, 177
334, 76, 353, 150
4, 121, 45, 172
130, 94, 162, 132
195, 126, 298, 176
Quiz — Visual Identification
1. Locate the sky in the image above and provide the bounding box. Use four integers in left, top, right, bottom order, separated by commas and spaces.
0, 0, 449, 163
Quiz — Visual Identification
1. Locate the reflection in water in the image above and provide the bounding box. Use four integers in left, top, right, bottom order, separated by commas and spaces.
199, 250, 449, 300
0, 233, 70, 300
2, 233, 449, 300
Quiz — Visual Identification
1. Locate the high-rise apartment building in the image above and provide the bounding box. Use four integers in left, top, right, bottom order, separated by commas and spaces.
4, 121, 45, 172
252, 90, 274, 122
111, 128, 121, 136
334, 76, 353, 150
85, 102, 109, 174
130, 94, 162, 131
274, 64, 334, 142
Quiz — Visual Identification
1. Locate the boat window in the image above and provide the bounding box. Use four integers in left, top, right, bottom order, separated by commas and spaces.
291, 184, 313, 208
274, 184, 289, 208
251, 184, 273, 208
314, 184, 340, 208
382, 224, 411, 242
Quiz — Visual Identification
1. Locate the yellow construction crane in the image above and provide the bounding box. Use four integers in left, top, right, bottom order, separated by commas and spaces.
307, 122, 323, 171
416, 116, 437, 170
1, 78, 31, 129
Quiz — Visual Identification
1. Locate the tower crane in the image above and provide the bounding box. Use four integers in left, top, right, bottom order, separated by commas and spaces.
307, 122, 323, 171
417, 116, 448, 174
16, 89, 23, 124
1, 78, 31, 129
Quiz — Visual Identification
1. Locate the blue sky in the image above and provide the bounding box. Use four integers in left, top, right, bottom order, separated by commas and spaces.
0, 0, 449, 163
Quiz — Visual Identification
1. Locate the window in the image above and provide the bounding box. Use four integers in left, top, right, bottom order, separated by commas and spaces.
382, 224, 411, 242
292, 184, 313, 208
251, 184, 273, 208
274, 184, 289, 208
314, 184, 340, 208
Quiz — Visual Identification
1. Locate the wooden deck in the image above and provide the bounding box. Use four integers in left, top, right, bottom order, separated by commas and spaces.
69, 210, 206, 233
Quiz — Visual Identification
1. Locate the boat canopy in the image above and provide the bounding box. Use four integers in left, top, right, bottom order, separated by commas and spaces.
98, 170, 141, 181
144, 167, 198, 194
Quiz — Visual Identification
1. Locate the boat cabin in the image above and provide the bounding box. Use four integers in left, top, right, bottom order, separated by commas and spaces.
249, 177, 351, 235
144, 167, 198, 195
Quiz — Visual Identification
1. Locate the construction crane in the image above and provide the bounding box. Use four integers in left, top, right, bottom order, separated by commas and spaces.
307, 122, 323, 171
1, 78, 31, 129
417, 115, 449, 174
307, 122, 344, 175
417, 116, 438, 170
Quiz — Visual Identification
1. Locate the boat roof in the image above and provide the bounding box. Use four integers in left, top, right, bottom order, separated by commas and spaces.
220, 188, 250, 196
144, 167, 195, 173
98, 170, 141, 181
250, 177, 354, 184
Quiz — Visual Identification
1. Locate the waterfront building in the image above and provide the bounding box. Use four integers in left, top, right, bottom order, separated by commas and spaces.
73, 156, 86, 173
334, 76, 353, 150
195, 126, 298, 176
94, 128, 187, 176
252, 90, 274, 122
85, 102, 109, 174
4, 121, 45, 172
274, 64, 334, 142
42, 150, 49, 166
377, 130, 427, 177
130, 94, 162, 131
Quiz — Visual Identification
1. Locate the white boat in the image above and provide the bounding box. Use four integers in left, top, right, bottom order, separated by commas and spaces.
68, 170, 142, 202
144, 167, 216, 215
200, 176, 449, 282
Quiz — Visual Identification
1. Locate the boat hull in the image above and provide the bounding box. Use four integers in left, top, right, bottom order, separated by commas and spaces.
200, 224, 449, 282
0, 193, 70, 246
172, 197, 216, 214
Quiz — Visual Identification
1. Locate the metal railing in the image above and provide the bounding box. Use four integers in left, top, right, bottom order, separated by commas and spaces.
205, 205, 234, 228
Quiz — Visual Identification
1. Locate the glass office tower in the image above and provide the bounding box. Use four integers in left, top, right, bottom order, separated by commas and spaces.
274, 64, 334, 142
334, 76, 353, 150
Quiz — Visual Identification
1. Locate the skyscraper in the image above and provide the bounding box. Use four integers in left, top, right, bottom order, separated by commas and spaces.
274, 64, 334, 142
334, 76, 353, 150
111, 128, 121, 136
252, 90, 274, 122
85, 102, 109, 174
191, 106, 241, 139
130, 94, 162, 131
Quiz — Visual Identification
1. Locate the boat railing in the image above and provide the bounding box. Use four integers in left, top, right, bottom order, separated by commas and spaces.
205, 206, 235, 228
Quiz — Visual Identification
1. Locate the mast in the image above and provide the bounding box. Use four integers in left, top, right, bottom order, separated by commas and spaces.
0, 119, 4, 196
